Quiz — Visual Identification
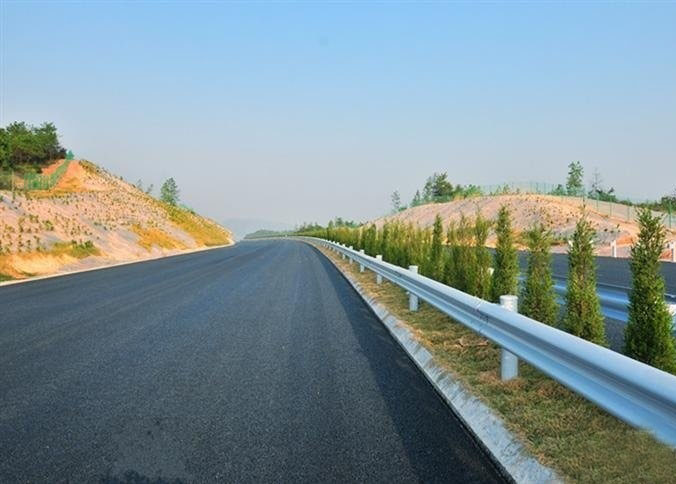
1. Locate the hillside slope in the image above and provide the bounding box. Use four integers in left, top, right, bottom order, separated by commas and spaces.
0, 160, 233, 280
373, 194, 676, 258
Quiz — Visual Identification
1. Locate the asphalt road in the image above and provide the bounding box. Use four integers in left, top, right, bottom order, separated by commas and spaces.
524, 251, 676, 295
0, 240, 505, 483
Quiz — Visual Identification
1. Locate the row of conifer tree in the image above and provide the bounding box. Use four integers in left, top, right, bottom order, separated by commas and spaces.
300, 206, 675, 373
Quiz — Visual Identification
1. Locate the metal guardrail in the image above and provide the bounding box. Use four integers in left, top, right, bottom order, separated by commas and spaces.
306, 237, 676, 448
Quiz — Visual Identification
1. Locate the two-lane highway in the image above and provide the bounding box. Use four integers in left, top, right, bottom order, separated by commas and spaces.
0, 240, 505, 483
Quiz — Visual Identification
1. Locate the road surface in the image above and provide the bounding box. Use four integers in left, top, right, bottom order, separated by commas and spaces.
0, 240, 505, 483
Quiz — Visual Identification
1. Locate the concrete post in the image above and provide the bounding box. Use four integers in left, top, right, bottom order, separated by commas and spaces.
348, 246, 353, 264
359, 249, 365, 273
375, 255, 383, 284
408, 265, 419, 311
611, 240, 617, 258
499, 295, 519, 381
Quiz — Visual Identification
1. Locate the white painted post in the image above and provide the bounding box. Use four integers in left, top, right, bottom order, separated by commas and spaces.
408, 265, 419, 311
611, 240, 617, 258
375, 255, 383, 284
499, 295, 519, 381
670, 242, 676, 263
359, 249, 365, 272
348, 246, 353, 264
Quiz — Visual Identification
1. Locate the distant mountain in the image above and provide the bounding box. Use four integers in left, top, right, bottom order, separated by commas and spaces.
222, 218, 293, 241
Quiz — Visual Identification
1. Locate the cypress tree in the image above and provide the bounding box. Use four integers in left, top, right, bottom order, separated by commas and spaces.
429, 214, 444, 281
624, 208, 676, 372
444, 221, 459, 288
455, 214, 475, 293
491, 205, 519, 302
520, 224, 558, 326
563, 212, 606, 345
473, 211, 492, 300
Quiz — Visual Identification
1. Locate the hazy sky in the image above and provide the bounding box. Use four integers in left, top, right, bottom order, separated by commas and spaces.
2, 1, 675, 228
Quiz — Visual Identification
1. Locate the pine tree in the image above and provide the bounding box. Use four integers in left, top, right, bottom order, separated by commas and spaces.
624, 208, 676, 372
563, 211, 606, 345
411, 190, 422, 207
520, 224, 558, 325
491, 205, 519, 302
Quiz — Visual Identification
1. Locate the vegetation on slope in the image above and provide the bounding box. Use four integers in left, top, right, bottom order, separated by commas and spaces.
161, 203, 231, 247
130, 224, 186, 251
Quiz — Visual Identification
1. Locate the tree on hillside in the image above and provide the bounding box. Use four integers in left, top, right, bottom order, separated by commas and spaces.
491, 205, 519, 302
422, 172, 455, 203
0, 122, 65, 168
566, 161, 584, 196
587, 168, 617, 202
411, 190, 423, 207
145, 183, 154, 196
135, 179, 144, 191
563, 211, 606, 345
391, 190, 402, 213
624, 208, 676, 372
160, 178, 180, 206
520, 224, 558, 326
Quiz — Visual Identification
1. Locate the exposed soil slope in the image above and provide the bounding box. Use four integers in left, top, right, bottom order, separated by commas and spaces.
373, 194, 676, 258
0, 160, 233, 279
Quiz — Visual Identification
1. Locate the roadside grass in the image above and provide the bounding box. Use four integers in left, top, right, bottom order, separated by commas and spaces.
50, 241, 101, 259
161, 203, 232, 246
0, 272, 13, 282
318, 246, 676, 483
130, 224, 186, 251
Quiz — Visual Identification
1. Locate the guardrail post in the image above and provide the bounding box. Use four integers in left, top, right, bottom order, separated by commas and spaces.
348, 246, 354, 264
670, 242, 676, 263
499, 295, 519, 381
375, 255, 383, 284
408, 265, 419, 311
611, 240, 617, 258
359, 249, 365, 272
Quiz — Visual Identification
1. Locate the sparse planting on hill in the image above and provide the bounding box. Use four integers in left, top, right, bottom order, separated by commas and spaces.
0, 158, 232, 279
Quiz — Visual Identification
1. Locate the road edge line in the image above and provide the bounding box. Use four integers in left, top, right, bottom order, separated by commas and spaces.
307, 241, 561, 484
0, 242, 235, 288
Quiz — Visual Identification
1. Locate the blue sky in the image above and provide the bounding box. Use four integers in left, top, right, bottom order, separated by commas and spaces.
2, 1, 675, 227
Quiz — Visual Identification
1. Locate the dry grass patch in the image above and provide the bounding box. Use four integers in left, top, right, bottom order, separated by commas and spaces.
130, 224, 186, 251
320, 246, 676, 483
0, 241, 100, 279
161, 203, 232, 246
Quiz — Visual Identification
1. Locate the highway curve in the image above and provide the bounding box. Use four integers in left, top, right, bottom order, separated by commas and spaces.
0, 240, 505, 483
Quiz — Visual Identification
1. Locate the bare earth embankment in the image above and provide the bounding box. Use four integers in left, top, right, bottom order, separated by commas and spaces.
374, 194, 676, 259
0, 160, 232, 281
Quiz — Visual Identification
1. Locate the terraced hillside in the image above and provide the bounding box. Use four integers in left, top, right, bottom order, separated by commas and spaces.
0, 160, 232, 280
